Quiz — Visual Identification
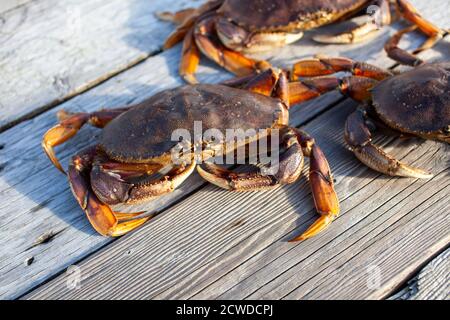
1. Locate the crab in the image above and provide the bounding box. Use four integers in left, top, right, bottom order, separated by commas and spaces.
158, 0, 445, 83
42, 69, 339, 241
280, 55, 449, 178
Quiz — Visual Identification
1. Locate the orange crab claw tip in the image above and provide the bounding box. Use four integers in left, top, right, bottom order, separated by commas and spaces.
289, 214, 335, 242
154, 11, 173, 21
107, 216, 152, 237
197, 166, 232, 190
56, 109, 74, 121
182, 73, 199, 84
42, 140, 66, 174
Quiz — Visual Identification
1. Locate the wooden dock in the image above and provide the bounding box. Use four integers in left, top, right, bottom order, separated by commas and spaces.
0, 0, 448, 300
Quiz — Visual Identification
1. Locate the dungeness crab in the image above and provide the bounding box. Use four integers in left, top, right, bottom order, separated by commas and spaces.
158, 0, 446, 83
284, 55, 449, 178
42, 70, 339, 241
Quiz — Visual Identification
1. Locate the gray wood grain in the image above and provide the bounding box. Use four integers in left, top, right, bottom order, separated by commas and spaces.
0, 0, 202, 131
1, 0, 448, 299
0, 0, 32, 13
389, 249, 449, 300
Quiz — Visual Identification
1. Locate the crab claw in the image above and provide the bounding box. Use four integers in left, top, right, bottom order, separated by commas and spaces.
197, 163, 233, 190
42, 112, 90, 173
353, 144, 433, 179
42, 119, 86, 174
345, 109, 433, 179
197, 163, 277, 191
69, 147, 151, 237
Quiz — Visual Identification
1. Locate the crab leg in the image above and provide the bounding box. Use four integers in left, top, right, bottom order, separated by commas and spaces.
384, 25, 426, 66
243, 68, 279, 96
385, 0, 446, 66
197, 163, 280, 191
288, 75, 378, 105
179, 27, 201, 84
384, 25, 446, 66
228, 64, 378, 111
68, 147, 151, 237
395, 0, 444, 38
313, 0, 391, 44
226, 67, 291, 108
287, 57, 389, 105
160, 0, 224, 49
288, 77, 341, 105
345, 109, 433, 178
289, 129, 340, 242
156, 8, 197, 25
42, 108, 129, 173
194, 16, 271, 77
292, 56, 393, 80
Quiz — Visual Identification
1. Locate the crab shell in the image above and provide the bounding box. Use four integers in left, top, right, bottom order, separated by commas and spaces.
99, 84, 289, 164
371, 62, 450, 142
216, 0, 369, 52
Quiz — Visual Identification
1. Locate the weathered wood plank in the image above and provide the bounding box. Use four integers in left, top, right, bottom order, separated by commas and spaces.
0, 0, 201, 131
0, 0, 32, 13
389, 249, 449, 300
24, 93, 450, 300
2, 0, 448, 299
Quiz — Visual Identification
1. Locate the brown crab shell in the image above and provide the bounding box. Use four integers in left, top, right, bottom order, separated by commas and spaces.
217, 0, 369, 32
99, 84, 288, 163
371, 62, 450, 138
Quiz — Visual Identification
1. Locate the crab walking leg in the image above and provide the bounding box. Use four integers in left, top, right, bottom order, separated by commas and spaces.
68, 147, 150, 237
288, 74, 379, 105
395, 0, 444, 38
161, 0, 224, 49
179, 28, 201, 84
313, 0, 391, 44
231, 67, 290, 107
385, 0, 446, 66
194, 16, 271, 77
345, 109, 433, 179
42, 108, 130, 173
290, 129, 340, 241
156, 8, 197, 25
384, 26, 447, 66
243, 68, 279, 96
292, 56, 393, 80
288, 77, 341, 106
220, 72, 260, 88
274, 70, 291, 108
384, 26, 424, 66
